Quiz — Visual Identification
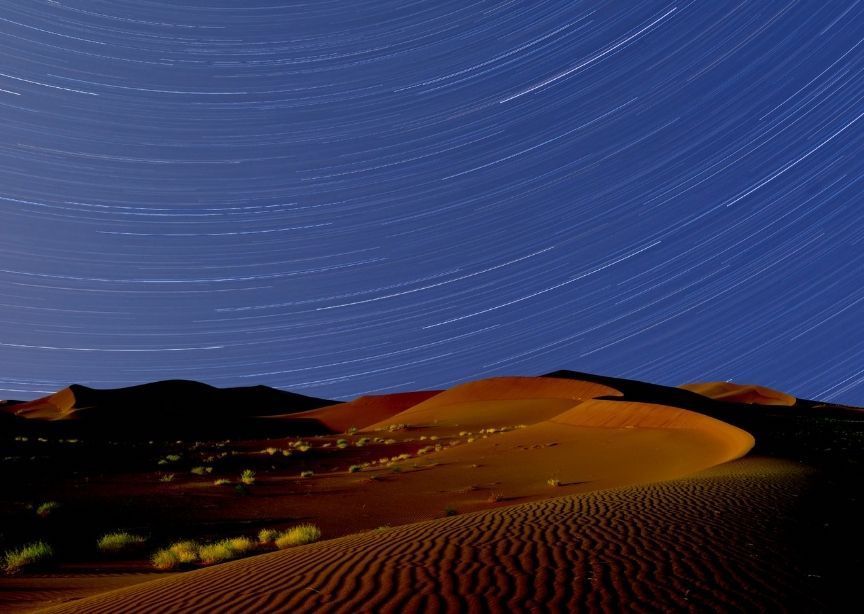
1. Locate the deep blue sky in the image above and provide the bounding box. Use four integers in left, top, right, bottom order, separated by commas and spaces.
2, 1, 864, 403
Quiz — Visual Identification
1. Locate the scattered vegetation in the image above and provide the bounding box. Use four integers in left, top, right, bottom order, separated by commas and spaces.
274, 524, 321, 549
35, 501, 59, 518
213, 478, 231, 486
444, 505, 458, 517
257, 528, 278, 544
199, 538, 254, 565
3, 542, 54, 575
348, 465, 362, 473
97, 531, 148, 555
190, 466, 213, 476
159, 473, 175, 483
240, 469, 256, 485
151, 535, 257, 570
300, 470, 314, 478
152, 540, 199, 570
547, 478, 561, 488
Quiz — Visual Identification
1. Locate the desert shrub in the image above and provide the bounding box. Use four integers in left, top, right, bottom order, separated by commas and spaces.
300, 470, 314, 478
169, 541, 200, 564
240, 469, 256, 485
348, 465, 361, 473
213, 478, 231, 486
159, 473, 175, 483
97, 532, 147, 554
198, 537, 254, 565
3, 542, 54, 574
197, 543, 234, 565
444, 505, 458, 517
274, 524, 321, 549
258, 528, 278, 544
355, 437, 369, 447
190, 466, 212, 476
547, 478, 561, 488
165, 454, 181, 462
151, 548, 180, 570
35, 501, 59, 518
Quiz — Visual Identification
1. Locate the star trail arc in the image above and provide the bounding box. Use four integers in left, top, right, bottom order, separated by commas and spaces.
2, 1, 864, 403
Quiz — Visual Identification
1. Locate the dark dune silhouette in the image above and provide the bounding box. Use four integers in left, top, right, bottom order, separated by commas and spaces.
3, 380, 338, 439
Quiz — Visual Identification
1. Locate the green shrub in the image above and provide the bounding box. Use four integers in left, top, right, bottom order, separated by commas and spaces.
3, 542, 54, 574
258, 528, 278, 544
198, 537, 254, 565
213, 478, 231, 486
274, 524, 321, 549
151, 548, 180, 570
35, 501, 59, 518
300, 470, 313, 478
240, 469, 256, 485
169, 540, 200, 564
97, 532, 147, 554
222, 537, 254, 554
348, 465, 361, 473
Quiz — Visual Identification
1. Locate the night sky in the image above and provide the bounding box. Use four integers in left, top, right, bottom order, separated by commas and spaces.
2, 1, 864, 403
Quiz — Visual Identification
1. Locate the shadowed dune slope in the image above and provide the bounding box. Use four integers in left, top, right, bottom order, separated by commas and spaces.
679, 381, 796, 406
8, 381, 336, 421
368, 376, 621, 430
3, 381, 338, 438
271, 390, 442, 433
41, 458, 822, 614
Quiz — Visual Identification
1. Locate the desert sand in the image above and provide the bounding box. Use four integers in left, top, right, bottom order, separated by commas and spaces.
1, 372, 861, 612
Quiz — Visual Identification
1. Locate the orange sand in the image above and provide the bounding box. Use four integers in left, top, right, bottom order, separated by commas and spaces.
680, 381, 796, 406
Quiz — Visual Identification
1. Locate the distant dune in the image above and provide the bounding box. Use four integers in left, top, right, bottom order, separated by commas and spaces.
369, 376, 622, 430
276, 390, 442, 433
679, 381, 796, 406
3, 380, 338, 438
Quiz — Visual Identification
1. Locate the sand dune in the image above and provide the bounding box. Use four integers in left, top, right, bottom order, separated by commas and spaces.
368, 376, 621, 430
40, 458, 822, 614
6, 387, 77, 420
5, 371, 858, 612
680, 381, 796, 406
277, 391, 441, 433
3, 380, 337, 438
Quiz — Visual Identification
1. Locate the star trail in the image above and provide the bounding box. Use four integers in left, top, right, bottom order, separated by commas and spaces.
2, 1, 864, 403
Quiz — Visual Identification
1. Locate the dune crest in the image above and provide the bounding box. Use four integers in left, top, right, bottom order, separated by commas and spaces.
274, 390, 442, 433
368, 376, 621, 430
680, 381, 796, 406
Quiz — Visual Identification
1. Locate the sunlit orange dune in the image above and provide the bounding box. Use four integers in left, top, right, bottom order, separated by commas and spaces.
269, 390, 442, 432
368, 376, 622, 431
391, 399, 754, 502
7, 387, 76, 420
40, 458, 822, 614
680, 381, 796, 406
